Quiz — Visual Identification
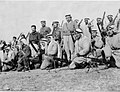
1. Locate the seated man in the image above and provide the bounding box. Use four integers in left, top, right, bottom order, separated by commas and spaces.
69, 29, 91, 69
30, 38, 48, 69
105, 25, 120, 68
17, 39, 31, 72
2, 46, 17, 71
40, 34, 60, 70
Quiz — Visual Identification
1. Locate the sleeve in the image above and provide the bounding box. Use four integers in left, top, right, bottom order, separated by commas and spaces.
79, 39, 90, 56
47, 27, 51, 34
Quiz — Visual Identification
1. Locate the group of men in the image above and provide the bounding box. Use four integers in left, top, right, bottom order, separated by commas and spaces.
0, 8, 120, 72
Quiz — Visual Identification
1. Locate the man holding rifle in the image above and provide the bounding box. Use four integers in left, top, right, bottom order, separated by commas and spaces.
29, 25, 42, 57
69, 29, 90, 69
62, 14, 78, 63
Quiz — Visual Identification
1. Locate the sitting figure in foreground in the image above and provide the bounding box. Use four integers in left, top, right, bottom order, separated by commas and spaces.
69, 29, 91, 69
40, 34, 60, 70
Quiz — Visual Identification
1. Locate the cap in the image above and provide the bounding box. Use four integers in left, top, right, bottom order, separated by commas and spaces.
41, 20, 46, 23
52, 21, 59, 25
40, 38, 48, 42
91, 29, 97, 32
84, 18, 90, 21
107, 15, 113, 18
97, 17, 102, 20
65, 14, 72, 18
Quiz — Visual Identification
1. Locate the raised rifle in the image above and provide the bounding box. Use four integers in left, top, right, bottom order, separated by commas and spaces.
78, 19, 83, 29
60, 20, 64, 27
107, 13, 118, 29
101, 11, 106, 29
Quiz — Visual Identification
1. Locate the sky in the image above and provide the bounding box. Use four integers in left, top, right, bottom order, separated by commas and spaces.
0, 0, 120, 42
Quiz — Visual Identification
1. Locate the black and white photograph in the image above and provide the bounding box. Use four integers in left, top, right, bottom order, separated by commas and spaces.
0, 0, 120, 91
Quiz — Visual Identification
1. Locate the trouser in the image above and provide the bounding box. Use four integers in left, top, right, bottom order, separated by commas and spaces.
17, 57, 30, 71
63, 35, 74, 61
69, 57, 87, 69
112, 50, 120, 67
40, 55, 54, 70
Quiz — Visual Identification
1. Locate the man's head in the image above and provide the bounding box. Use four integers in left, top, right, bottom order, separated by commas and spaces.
52, 21, 59, 28
19, 39, 27, 48
84, 18, 90, 25
74, 19, 79, 24
107, 15, 113, 22
31, 25, 36, 33
65, 14, 72, 23
107, 25, 115, 37
13, 36, 17, 42
96, 18, 102, 24
41, 21, 46, 27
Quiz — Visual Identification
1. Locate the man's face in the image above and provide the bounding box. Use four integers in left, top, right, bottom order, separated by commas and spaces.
13, 38, 16, 42
84, 19, 89, 25
107, 17, 113, 22
53, 23, 58, 28
66, 16, 71, 22
107, 29, 114, 36
31, 27, 36, 33
91, 31, 97, 37
97, 18, 102, 24
41, 22, 46, 27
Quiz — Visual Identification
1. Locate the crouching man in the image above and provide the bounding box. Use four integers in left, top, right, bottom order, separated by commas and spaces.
40, 34, 60, 70
17, 39, 31, 72
69, 29, 91, 69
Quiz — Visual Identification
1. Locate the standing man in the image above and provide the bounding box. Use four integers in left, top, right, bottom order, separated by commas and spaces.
52, 21, 62, 44
40, 20, 51, 38
80, 18, 92, 43
29, 25, 42, 57
62, 14, 78, 63
52, 21, 62, 58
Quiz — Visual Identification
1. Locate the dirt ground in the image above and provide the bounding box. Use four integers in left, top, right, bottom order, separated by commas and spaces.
0, 66, 120, 92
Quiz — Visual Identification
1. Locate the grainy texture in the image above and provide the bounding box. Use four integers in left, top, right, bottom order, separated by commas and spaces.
0, 66, 120, 92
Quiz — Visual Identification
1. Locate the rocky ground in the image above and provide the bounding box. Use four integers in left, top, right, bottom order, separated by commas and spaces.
0, 66, 120, 92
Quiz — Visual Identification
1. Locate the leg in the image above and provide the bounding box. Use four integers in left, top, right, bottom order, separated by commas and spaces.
63, 36, 70, 61
68, 36, 74, 60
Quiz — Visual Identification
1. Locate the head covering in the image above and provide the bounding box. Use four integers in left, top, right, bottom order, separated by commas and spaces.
84, 18, 90, 21
65, 14, 72, 18
76, 29, 83, 33
52, 21, 59, 26
107, 15, 113, 18
91, 29, 97, 33
41, 20, 46, 23
97, 17, 102, 21
20, 39, 27, 44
